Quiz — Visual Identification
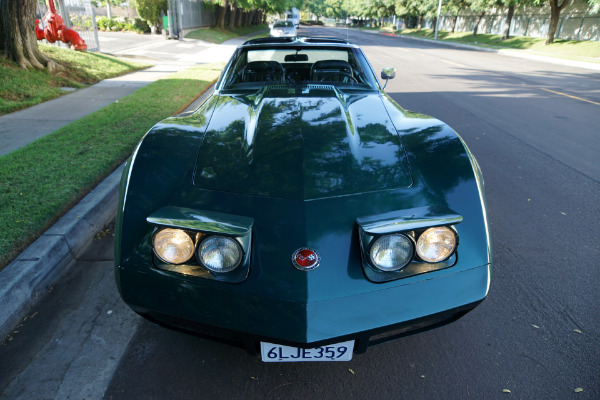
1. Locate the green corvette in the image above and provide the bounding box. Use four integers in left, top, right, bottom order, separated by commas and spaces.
115, 37, 492, 362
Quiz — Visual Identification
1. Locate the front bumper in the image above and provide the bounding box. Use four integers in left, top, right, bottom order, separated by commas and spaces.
116, 262, 490, 354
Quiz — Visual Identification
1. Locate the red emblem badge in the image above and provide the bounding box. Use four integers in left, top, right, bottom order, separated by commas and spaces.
292, 248, 320, 271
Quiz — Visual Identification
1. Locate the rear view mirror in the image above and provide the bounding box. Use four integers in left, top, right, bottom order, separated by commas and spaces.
285, 54, 309, 62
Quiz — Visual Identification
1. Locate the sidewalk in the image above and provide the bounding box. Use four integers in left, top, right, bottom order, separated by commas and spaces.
0, 63, 178, 156
0, 33, 244, 156
0, 34, 245, 340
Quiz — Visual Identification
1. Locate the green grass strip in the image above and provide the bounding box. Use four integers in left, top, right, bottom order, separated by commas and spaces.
386, 28, 600, 62
0, 44, 148, 116
185, 24, 268, 43
0, 63, 224, 269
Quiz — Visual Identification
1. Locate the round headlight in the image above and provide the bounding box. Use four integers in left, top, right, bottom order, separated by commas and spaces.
198, 236, 243, 273
416, 226, 457, 263
369, 234, 414, 272
153, 228, 195, 264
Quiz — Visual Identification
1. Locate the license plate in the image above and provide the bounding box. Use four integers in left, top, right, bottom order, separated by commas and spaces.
260, 340, 354, 362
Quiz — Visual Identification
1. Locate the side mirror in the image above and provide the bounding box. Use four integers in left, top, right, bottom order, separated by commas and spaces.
381, 67, 396, 90
381, 67, 396, 80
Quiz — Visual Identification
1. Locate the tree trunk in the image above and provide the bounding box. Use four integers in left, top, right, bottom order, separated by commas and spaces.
502, 5, 515, 40
451, 15, 458, 33
0, 0, 56, 70
215, 5, 222, 28
473, 11, 485, 35
417, 14, 423, 29
546, 0, 567, 45
224, 2, 230, 27
236, 6, 243, 27
229, 4, 237, 29
216, 0, 229, 29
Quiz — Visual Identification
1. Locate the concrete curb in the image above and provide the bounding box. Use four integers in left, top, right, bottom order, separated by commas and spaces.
0, 33, 247, 341
389, 32, 600, 72
0, 83, 216, 342
0, 164, 124, 341
0, 32, 254, 342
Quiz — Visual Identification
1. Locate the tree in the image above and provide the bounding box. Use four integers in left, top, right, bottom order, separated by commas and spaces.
500, 0, 517, 39
135, 0, 168, 33
215, 0, 229, 29
303, 0, 327, 20
322, 0, 348, 19
546, 0, 571, 44
208, 0, 276, 29
468, 0, 492, 35
0, 0, 59, 71
229, 1, 239, 28
394, 0, 438, 29
444, 0, 469, 33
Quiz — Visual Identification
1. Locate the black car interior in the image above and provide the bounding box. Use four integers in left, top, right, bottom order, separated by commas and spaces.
240, 59, 359, 85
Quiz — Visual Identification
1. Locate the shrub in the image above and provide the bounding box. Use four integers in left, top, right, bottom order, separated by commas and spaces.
96, 16, 112, 31
135, 0, 167, 31
95, 15, 150, 34
111, 18, 126, 31
96, 16, 141, 32
133, 17, 151, 33
124, 20, 136, 31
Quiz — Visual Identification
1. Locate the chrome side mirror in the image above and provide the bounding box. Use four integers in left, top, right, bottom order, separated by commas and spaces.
381, 67, 396, 90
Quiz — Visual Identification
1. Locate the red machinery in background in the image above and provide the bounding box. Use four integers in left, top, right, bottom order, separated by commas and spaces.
36, 0, 87, 51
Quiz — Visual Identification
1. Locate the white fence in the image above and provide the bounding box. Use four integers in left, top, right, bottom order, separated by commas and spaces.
167, 0, 217, 37
431, 13, 600, 41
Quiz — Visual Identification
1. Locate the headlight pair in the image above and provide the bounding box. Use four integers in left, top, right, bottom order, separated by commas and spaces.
369, 226, 457, 272
153, 228, 243, 273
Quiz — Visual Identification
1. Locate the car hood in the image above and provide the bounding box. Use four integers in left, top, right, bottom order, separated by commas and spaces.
193, 86, 412, 200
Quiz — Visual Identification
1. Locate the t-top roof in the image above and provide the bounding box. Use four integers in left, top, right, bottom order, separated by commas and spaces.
242, 37, 355, 48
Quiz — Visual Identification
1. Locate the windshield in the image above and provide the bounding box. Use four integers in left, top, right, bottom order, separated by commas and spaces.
221, 47, 379, 91
273, 21, 294, 28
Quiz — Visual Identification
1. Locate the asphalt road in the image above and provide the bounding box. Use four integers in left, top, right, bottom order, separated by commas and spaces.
1, 27, 598, 400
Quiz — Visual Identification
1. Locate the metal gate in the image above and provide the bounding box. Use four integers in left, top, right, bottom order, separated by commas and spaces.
36, 0, 100, 52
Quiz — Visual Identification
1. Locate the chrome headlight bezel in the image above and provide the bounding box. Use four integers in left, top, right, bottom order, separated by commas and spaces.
147, 207, 254, 283
357, 208, 462, 283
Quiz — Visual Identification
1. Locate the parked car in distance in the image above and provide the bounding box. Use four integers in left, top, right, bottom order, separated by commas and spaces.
270, 20, 297, 37
285, 7, 300, 28
115, 37, 492, 362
